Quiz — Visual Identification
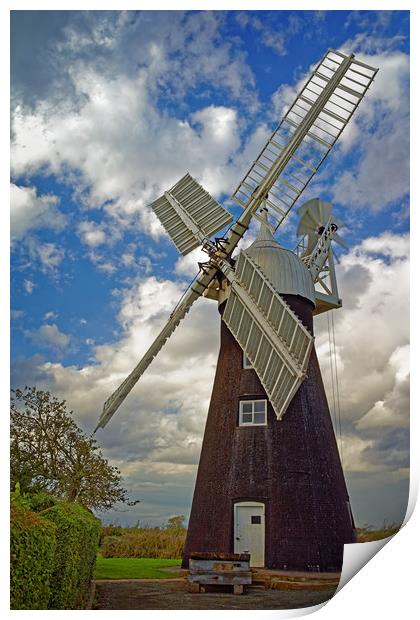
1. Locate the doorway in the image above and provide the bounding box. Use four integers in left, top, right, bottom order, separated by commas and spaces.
234, 501, 265, 567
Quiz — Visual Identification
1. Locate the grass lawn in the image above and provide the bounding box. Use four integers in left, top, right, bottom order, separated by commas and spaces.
94, 555, 182, 579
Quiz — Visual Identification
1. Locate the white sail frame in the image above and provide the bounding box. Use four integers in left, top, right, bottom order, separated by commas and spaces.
222, 252, 314, 419
151, 173, 232, 255
231, 49, 378, 232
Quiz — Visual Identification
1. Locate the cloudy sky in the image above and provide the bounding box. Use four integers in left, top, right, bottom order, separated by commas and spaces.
10, 9, 409, 528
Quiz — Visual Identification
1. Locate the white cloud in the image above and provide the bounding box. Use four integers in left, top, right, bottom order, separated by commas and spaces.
23, 279, 35, 294
10, 11, 261, 250
26, 323, 71, 350
359, 232, 410, 259
77, 221, 107, 247
10, 183, 65, 242
235, 12, 287, 55
58, 11, 129, 55
11, 309, 25, 320
12, 12, 257, 111
271, 82, 300, 118
315, 232, 409, 476
120, 250, 153, 273
175, 247, 208, 278
138, 256, 153, 274
121, 253, 135, 267
27, 241, 65, 275
11, 75, 245, 238
87, 252, 117, 275
331, 47, 409, 211
339, 434, 375, 474
44, 311, 58, 321
356, 344, 409, 430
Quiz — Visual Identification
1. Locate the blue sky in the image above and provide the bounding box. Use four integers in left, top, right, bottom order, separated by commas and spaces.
10, 10, 410, 527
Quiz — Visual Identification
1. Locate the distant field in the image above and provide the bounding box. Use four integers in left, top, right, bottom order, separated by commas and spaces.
356, 524, 401, 542
94, 555, 181, 579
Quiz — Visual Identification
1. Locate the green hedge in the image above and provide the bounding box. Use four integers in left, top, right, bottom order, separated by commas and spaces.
10, 504, 57, 609
10, 501, 101, 610
42, 502, 101, 609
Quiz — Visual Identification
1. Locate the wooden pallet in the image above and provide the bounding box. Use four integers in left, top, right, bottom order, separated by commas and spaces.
187, 552, 252, 595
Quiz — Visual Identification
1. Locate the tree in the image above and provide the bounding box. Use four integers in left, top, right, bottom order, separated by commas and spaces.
165, 515, 186, 532
10, 387, 138, 511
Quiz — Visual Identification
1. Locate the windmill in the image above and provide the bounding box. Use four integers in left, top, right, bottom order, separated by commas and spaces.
94, 49, 378, 571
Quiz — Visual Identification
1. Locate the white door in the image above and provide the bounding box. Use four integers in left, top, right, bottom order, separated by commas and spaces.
234, 501, 265, 567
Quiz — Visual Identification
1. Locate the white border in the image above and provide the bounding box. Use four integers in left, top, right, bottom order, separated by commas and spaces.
3, 3, 418, 619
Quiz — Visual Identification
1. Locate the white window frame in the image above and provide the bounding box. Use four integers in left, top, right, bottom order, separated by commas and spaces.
242, 351, 253, 369
239, 399, 267, 426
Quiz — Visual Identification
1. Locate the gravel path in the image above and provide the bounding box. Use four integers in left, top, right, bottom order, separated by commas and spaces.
91, 578, 336, 610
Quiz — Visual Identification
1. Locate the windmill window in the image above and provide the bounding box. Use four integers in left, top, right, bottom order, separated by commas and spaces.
239, 400, 267, 426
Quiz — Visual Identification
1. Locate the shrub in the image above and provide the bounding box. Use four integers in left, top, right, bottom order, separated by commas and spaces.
26, 491, 58, 513
100, 523, 124, 543
356, 522, 401, 542
166, 515, 185, 533
42, 502, 101, 609
73, 510, 102, 608
10, 504, 57, 609
11, 483, 57, 513
101, 525, 186, 559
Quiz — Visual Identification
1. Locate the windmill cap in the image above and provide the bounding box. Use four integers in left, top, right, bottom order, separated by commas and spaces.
245, 218, 315, 306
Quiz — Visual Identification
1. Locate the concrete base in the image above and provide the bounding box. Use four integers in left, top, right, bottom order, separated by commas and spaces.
251, 568, 341, 591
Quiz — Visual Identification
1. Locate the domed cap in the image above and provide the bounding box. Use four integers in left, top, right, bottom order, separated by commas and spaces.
244, 212, 315, 306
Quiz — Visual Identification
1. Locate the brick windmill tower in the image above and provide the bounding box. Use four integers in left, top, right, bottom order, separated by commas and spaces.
95, 50, 378, 571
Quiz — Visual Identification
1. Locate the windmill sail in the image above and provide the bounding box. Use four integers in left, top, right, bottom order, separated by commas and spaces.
96, 48, 378, 431
231, 49, 378, 232
94, 272, 213, 431
222, 251, 314, 419
151, 173, 232, 255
